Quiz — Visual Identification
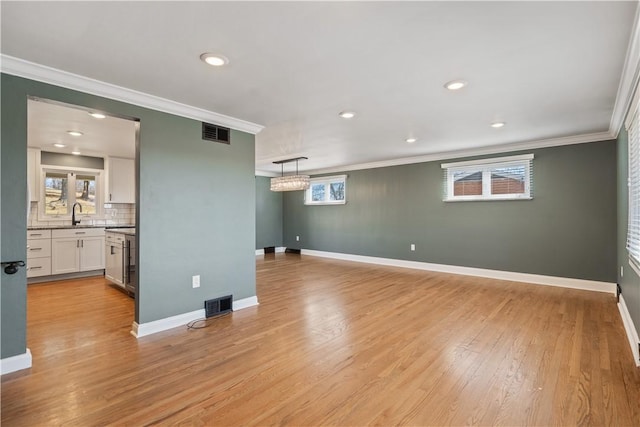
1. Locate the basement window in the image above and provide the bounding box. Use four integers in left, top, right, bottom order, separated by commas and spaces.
305, 175, 347, 205
442, 154, 533, 202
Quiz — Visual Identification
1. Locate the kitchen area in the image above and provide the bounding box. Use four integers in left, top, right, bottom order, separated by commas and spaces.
26, 98, 138, 299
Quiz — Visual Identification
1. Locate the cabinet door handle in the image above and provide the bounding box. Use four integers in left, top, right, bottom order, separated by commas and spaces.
77, 240, 80, 248
75, 232, 86, 235
29, 248, 42, 251
81, 240, 84, 248
109, 193, 112, 201
30, 233, 42, 237
30, 266, 42, 270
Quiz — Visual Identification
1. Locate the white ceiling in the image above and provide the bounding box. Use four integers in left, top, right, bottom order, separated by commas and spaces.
2, 2, 638, 173
28, 99, 137, 159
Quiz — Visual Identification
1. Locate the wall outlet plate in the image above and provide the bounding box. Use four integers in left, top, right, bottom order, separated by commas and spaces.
192, 275, 200, 288
410, 244, 416, 251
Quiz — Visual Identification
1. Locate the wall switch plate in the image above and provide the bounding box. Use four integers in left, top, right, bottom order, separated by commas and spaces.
621, 266, 624, 277
296, 236, 300, 241
410, 244, 416, 251
192, 275, 200, 288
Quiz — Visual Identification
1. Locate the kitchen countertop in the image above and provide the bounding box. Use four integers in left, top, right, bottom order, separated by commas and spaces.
106, 228, 136, 236
28, 224, 135, 230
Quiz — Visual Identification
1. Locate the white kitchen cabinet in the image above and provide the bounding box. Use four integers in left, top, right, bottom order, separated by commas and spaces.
27, 229, 51, 278
51, 228, 105, 275
27, 148, 39, 202
51, 238, 81, 274
108, 157, 135, 204
80, 237, 105, 271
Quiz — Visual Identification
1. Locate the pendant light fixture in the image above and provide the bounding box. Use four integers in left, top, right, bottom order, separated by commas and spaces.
270, 157, 310, 192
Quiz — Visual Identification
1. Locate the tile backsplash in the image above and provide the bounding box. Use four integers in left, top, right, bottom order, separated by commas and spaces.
28, 202, 136, 227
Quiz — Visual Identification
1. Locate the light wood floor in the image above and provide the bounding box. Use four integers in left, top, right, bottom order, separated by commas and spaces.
2, 253, 639, 426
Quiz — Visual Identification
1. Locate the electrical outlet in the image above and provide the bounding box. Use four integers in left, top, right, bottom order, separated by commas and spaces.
192, 275, 200, 288
296, 235, 300, 241
410, 244, 416, 251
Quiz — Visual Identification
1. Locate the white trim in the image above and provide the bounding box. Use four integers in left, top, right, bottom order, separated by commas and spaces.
1, 349, 32, 375
233, 296, 259, 311
441, 153, 534, 169
131, 309, 205, 338
255, 247, 286, 255
617, 294, 640, 367
303, 131, 613, 176
0, 55, 264, 135
614, 5, 640, 135
301, 249, 617, 294
131, 296, 260, 338
629, 256, 640, 277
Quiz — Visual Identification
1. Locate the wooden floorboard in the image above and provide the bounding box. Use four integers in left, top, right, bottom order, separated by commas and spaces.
2, 253, 639, 426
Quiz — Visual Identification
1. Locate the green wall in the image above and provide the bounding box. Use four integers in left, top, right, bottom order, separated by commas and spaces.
1, 74, 256, 358
255, 176, 283, 249
284, 141, 617, 283
617, 126, 640, 332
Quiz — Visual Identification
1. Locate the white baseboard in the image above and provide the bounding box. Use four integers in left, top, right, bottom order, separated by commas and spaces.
233, 295, 259, 311
1, 349, 32, 375
301, 249, 617, 294
255, 247, 286, 256
618, 294, 640, 367
131, 296, 259, 338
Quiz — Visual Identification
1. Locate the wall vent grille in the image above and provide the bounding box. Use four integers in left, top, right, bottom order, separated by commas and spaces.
204, 295, 233, 318
202, 122, 230, 144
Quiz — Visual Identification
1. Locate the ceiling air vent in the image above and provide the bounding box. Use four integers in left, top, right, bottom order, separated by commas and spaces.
202, 122, 230, 144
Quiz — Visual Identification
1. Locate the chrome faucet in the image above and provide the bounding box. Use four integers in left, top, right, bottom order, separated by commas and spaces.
72, 202, 82, 226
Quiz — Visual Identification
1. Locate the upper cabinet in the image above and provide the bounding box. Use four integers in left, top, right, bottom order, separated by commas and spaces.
27, 148, 39, 202
107, 157, 135, 204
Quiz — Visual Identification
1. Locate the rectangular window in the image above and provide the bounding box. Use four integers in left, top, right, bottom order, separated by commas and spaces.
442, 154, 533, 202
305, 175, 347, 205
44, 171, 69, 215
40, 167, 102, 220
626, 87, 640, 266
75, 174, 97, 214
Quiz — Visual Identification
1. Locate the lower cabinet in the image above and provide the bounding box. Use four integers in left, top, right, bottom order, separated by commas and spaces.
27, 229, 52, 278
51, 228, 105, 275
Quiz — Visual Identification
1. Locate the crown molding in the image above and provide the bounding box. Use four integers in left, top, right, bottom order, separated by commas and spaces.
255, 170, 279, 177
0, 54, 264, 135
610, 3, 640, 137
304, 131, 614, 175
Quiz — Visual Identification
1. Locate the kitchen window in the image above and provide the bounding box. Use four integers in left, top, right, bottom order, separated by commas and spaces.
40, 166, 103, 220
305, 175, 347, 205
442, 154, 533, 202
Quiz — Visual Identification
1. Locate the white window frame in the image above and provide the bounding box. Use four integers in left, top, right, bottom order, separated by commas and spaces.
441, 154, 533, 202
625, 82, 640, 271
304, 175, 347, 205
39, 165, 104, 221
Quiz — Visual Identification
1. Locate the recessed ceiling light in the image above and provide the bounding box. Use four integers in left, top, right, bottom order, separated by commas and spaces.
89, 112, 106, 119
339, 111, 355, 119
491, 122, 506, 128
444, 80, 467, 91
67, 130, 83, 137
200, 53, 229, 67
71, 151, 81, 155
53, 143, 66, 148
406, 137, 417, 143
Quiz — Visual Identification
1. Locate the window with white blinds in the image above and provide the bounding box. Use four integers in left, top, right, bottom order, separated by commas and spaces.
441, 154, 534, 202
626, 92, 640, 265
